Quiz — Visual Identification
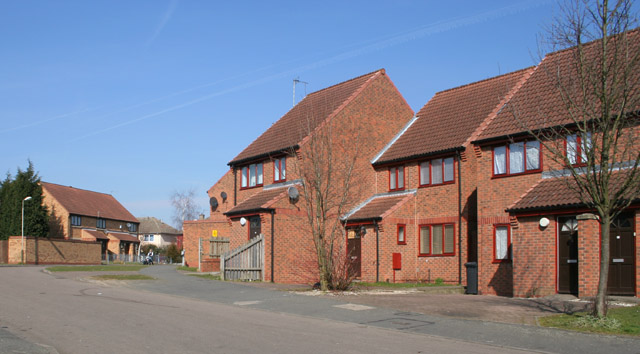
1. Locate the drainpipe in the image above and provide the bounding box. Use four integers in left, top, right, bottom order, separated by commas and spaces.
374, 220, 379, 283
271, 209, 275, 283
233, 167, 237, 206
457, 150, 463, 285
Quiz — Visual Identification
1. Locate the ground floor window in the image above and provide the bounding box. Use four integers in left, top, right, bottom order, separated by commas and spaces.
494, 224, 511, 262
419, 224, 454, 256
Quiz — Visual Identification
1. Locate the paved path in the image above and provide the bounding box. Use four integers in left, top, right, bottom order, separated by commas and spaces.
129, 265, 640, 354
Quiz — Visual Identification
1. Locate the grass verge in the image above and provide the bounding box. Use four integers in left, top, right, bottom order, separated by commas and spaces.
539, 305, 640, 336
354, 281, 451, 289
91, 274, 155, 281
188, 273, 221, 280
46, 265, 147, 272
177, 266, 198, 272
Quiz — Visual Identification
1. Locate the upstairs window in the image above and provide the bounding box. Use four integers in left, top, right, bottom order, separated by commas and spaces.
419, 157, 454, 186
129, 223, 137, 232
566, 133, 591, 166
97, 218, 106, 229
274, 157, 286, 183
389, 166, 404, 191
493, 141, 541, 176
71, 215, 81, 226
241, 163, 264, 188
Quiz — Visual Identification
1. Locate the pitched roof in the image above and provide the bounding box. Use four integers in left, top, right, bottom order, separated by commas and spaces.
374, 68, 532, 165
82, 229, 109, 240
108, 232, 140, 243
229, 69, 385, 166
41, 182, 138, 223
138, 217, 180, 235
343, 191, 415, 221
476, 30, 640, 143
224, 183, 297, 216
507, 170, 640, 212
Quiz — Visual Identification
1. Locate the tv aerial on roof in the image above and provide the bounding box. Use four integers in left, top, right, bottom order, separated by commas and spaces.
293, 77, 308, 107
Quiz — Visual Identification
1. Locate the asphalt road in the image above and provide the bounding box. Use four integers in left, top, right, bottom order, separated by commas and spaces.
0, 266, 638, 354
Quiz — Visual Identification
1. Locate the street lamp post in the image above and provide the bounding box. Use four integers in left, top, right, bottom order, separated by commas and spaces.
21, 196, 32, 264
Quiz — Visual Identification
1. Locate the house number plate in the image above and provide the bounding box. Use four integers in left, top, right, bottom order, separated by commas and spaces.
613, 259, 624, 263
567, 260, 577, 263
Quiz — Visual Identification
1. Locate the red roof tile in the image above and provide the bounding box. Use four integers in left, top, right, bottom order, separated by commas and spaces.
477, 30, 640, 142
41, 182, 138, 223
345, 192, 414, 221
82, 229, 109, 240
508, 170, 640, 212
375, 68, 532, 164
225, 185, 292, 215
108, 232, 140, 242
229, 70, 385, 165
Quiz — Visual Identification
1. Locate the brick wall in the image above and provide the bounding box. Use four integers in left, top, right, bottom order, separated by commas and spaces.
197, 71, 414, 283
7, 236, 101, 264
367, 147, 477, 286
182, 218, 232, 268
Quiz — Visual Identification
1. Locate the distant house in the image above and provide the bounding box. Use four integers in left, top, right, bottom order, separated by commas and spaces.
138, 217, 181, 248
41, 182, 140, 260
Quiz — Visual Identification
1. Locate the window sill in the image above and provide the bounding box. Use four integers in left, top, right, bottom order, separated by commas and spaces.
491, 170, 541, 179
397, 242, 407, 245
492, 259, 512, 264
418, 181, 455, 188
240, 185, 263, 190
418, 254, 455, 257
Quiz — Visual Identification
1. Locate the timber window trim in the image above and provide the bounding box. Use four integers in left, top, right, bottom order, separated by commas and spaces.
397, 224, 406, 245
419, 157, 455, 187
273, 157, 286, 183
241, 163, 264, 189
418, 223, 455, 256
71, 215, 81, 226
389, 165, 405, 191
492, 140, 541, 177
566, 133, 591, 166
493, 224, 511, 263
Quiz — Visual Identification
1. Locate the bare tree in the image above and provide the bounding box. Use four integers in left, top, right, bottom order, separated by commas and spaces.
520, 0, 639, 317
292, 117, 364, 291
170, 188, 202, 231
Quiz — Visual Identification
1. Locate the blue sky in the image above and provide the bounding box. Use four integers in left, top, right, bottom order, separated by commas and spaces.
1, 0, 557, 228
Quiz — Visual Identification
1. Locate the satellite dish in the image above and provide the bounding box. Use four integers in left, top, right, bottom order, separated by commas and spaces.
126, 223, 132, 227
210, 197, 219, 211
288, 186, 299, 201
240, 217, 247, 226
359, 225, 367, 237
220, 191, 227, 202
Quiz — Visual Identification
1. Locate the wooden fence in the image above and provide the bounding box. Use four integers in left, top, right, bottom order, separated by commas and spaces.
221, 234, 264, 281
200, 237, 230, 258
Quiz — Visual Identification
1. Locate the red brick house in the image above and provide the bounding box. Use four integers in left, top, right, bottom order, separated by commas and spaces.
472, 31, 640, 297
41, 182, 140, 260
183, 69, 414, 282
343, 68, 532, 285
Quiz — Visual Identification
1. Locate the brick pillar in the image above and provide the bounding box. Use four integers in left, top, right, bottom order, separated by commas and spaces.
577, 213, 600, 298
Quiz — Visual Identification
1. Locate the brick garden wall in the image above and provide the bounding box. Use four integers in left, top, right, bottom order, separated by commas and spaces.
7, 236, 101, 265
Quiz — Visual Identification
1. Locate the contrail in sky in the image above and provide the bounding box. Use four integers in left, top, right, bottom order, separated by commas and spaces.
74, 0, 550, 141
146, 0, 179, 48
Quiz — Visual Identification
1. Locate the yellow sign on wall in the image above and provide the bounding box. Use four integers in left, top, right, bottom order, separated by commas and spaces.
212, 230, 218, 237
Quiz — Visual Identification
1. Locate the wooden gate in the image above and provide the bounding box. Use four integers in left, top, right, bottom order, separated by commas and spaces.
200, 237, 230, 258
221, 234, 264, 281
